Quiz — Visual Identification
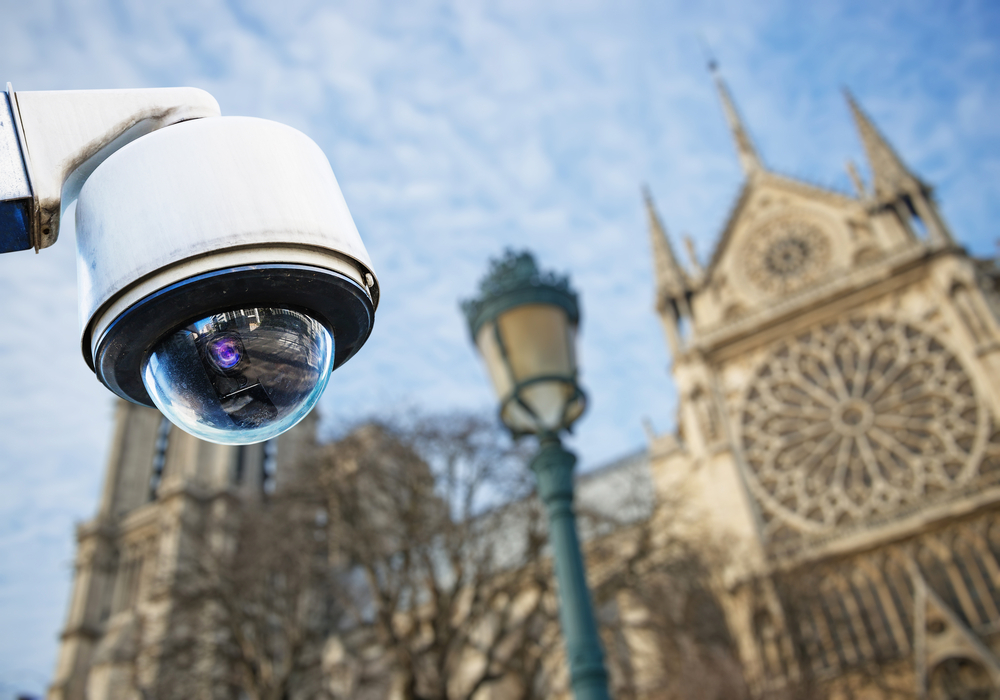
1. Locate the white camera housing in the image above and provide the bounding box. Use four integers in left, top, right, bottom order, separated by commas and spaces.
78, 115, 379, 406
3, 86, 379, 442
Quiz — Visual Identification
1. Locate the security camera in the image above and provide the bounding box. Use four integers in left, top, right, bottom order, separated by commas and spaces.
1, 85, 379, 444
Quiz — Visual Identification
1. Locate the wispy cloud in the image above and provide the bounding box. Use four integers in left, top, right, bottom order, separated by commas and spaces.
1, 0, 998, 695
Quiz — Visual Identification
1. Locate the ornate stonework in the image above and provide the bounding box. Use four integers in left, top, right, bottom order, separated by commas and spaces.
740, 316, 988, 538
767, 510, 1000, 690
644, 86, 1000, 696
741, 218, 832, 294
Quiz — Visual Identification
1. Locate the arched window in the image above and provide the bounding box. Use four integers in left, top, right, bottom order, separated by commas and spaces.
927, 657, 995, 700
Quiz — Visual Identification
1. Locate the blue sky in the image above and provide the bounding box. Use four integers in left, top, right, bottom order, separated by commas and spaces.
1, 0, 998, 696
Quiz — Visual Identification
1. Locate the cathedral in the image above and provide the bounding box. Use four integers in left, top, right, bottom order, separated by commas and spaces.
644, 70, 1000, 698
46, 72, 1000, 699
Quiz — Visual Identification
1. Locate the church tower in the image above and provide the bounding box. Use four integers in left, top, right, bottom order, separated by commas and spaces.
646, 72, 1000, 697
46, 402, 317, 700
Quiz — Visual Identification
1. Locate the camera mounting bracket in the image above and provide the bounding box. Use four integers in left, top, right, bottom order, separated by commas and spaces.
1, 84, 220, 253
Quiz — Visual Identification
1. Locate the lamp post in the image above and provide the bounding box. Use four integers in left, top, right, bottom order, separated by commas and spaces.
462, 250, 611, 700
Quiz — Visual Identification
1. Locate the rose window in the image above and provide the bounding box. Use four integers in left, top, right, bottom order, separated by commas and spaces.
743, 219, 831, 294
741, 317, 986, 533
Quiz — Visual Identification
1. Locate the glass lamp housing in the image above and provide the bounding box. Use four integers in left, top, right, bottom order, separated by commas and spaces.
463, 251, 586, 436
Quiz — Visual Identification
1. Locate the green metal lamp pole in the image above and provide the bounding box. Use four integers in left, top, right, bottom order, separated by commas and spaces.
532, 433, 611, 699
462, 250, 612, 700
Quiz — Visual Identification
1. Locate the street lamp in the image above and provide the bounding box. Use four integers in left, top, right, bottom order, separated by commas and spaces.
462, 249, 611, 700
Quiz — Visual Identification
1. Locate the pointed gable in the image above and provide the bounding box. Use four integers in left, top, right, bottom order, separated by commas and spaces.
692, 171, 872, 329
703, 172, 860, 285
660, 75, 922, 335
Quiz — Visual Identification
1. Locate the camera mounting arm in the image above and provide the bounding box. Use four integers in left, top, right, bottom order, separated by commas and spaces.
0, 84, 220, 253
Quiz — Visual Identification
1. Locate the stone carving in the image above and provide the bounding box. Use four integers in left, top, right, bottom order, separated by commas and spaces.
951, 282, 991, 345
928, 659, 996, 700
741, 317, 987, 534
743, 219, 831, 293
690, 386, 720, 444
774, 510, 1000, 682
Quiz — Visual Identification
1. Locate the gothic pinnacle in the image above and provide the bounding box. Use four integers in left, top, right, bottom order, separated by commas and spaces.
845, 89, 921, 200
643, 187, 690, 301
710, 62, 763, 177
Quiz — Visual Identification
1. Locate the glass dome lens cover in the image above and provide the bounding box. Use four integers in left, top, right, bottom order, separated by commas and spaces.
142, 307, 334, 445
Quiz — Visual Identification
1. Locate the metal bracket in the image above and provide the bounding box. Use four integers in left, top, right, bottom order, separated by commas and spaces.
1, 84, 220, 252
0, 85, 32, 252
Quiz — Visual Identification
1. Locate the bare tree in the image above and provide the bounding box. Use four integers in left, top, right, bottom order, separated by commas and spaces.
318, 415, 757, 700
154, 485, 339, 700
314, 413, 564, 700
586, 510, 750, 700
150, 413, 754, 700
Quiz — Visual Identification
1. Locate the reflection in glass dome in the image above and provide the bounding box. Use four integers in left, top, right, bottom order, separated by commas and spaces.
142, 307, 334, 445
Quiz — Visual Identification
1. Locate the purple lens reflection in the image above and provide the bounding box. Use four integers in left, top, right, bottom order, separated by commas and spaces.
207, 335, 243, 369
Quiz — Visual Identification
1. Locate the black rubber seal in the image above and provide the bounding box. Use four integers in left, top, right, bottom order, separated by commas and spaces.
94, 264, 374, 407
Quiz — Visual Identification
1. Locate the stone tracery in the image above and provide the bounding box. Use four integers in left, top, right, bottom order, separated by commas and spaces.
741, 316, 986, 534
743, 219, 832, 293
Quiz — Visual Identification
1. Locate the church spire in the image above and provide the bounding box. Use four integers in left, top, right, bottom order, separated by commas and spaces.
710, 61, 763, 176
644, 187, 692, 359
644, 187, 690, 301
844, 90, 921, 199
846, 90, 952, 245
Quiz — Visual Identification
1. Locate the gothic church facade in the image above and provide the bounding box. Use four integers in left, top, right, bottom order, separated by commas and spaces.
644, 70, 1000, 698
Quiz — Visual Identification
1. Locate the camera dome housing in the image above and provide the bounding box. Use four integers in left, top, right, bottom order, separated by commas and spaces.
75, 116, 379, 443
142, 306, 334, 444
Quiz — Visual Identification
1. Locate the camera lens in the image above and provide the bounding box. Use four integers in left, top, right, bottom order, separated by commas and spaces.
141, 307, 334, 445
206, 334, 244, 371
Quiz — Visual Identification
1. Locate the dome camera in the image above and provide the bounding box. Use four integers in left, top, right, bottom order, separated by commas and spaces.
2, 87, 379, 444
